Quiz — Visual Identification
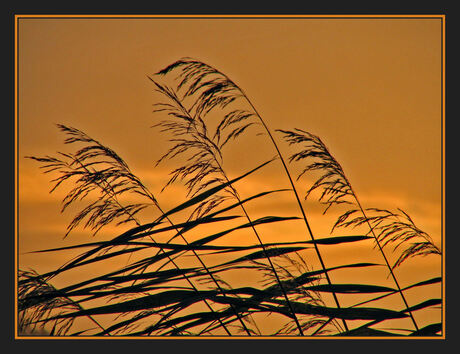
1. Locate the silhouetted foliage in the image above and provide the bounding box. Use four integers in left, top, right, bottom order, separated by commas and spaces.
18, 59, 442, 337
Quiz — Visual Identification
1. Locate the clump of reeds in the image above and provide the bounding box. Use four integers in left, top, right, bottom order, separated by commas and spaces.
18, 58, 442, 337
278, 127, 442, 332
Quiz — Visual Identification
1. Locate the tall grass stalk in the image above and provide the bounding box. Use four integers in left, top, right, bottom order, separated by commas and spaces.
154, 58, 349, 332
150, 76, 306, 335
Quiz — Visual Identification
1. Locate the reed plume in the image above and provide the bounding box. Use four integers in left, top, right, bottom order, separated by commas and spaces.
335, 207, 441, 269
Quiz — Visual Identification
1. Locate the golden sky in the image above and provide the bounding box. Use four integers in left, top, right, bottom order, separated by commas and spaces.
17, 16, 443, 335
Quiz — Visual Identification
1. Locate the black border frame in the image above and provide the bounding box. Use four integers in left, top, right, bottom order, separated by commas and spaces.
5, 2, 456, 351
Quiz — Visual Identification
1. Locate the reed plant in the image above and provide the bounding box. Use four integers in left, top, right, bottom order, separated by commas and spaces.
18, 58, 442, 337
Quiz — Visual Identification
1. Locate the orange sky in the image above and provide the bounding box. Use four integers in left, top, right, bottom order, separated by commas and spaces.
17, 16, 443, 335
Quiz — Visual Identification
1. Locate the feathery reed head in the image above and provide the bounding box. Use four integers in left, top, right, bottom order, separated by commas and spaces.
26, 124, 155, 237
334, 207, 441, 269
277, 128, 354, 214
149, 59, 261, 219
